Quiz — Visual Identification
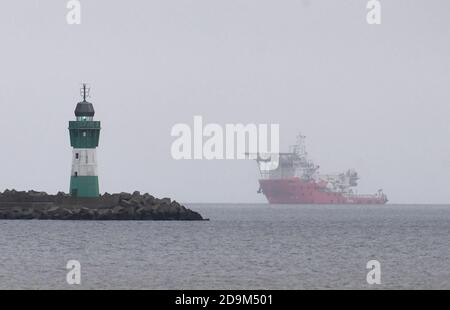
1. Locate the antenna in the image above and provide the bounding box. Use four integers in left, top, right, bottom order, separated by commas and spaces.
80, 83, 90, 101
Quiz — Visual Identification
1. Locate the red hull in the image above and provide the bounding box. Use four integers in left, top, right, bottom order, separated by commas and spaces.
259, 178, 388, 204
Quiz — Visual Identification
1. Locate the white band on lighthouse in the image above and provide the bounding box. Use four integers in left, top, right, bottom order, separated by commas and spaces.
71, 149, 98, 177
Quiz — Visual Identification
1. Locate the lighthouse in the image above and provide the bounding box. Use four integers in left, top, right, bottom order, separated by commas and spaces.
68, 84, 101, 197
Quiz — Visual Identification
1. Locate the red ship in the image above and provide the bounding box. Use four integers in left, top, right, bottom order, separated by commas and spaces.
252, 134, 388, 204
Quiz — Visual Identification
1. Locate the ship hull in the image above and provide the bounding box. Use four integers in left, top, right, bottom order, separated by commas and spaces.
259, 178, 387, 204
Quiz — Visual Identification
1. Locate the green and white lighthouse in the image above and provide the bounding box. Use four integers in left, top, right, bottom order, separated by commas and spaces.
68, 84, 101, 197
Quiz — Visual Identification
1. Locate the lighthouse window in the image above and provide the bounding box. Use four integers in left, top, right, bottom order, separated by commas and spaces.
74, 172, 78, 177
83, 131, 87, 137
75, 153, 79, 159
76, 116, 93, 121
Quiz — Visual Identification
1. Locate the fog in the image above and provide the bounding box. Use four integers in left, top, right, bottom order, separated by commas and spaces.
0, 0, 449, 203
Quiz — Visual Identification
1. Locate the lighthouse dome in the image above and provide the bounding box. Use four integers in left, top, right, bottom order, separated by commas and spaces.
75, 100, 95, 117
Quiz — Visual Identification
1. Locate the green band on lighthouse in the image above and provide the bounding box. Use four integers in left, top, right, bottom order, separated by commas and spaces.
70, 176, 100, 198
69, 121, 101, 148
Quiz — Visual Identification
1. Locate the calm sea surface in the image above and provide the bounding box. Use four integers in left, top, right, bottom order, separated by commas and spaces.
0, 204, 449, 289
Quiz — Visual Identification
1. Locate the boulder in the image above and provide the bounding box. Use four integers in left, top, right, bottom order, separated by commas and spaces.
118, 192, 132, 201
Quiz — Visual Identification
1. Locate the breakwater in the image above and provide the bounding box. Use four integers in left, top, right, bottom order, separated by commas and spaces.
0, 190, 204, 220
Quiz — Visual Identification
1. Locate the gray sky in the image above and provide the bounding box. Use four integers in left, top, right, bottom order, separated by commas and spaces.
0, 0, 449, 203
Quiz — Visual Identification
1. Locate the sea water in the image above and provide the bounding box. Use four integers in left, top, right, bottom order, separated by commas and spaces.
0, 204, 449, 289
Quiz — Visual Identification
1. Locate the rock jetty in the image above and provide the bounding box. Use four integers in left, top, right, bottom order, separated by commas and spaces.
0, 190, 205, 221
